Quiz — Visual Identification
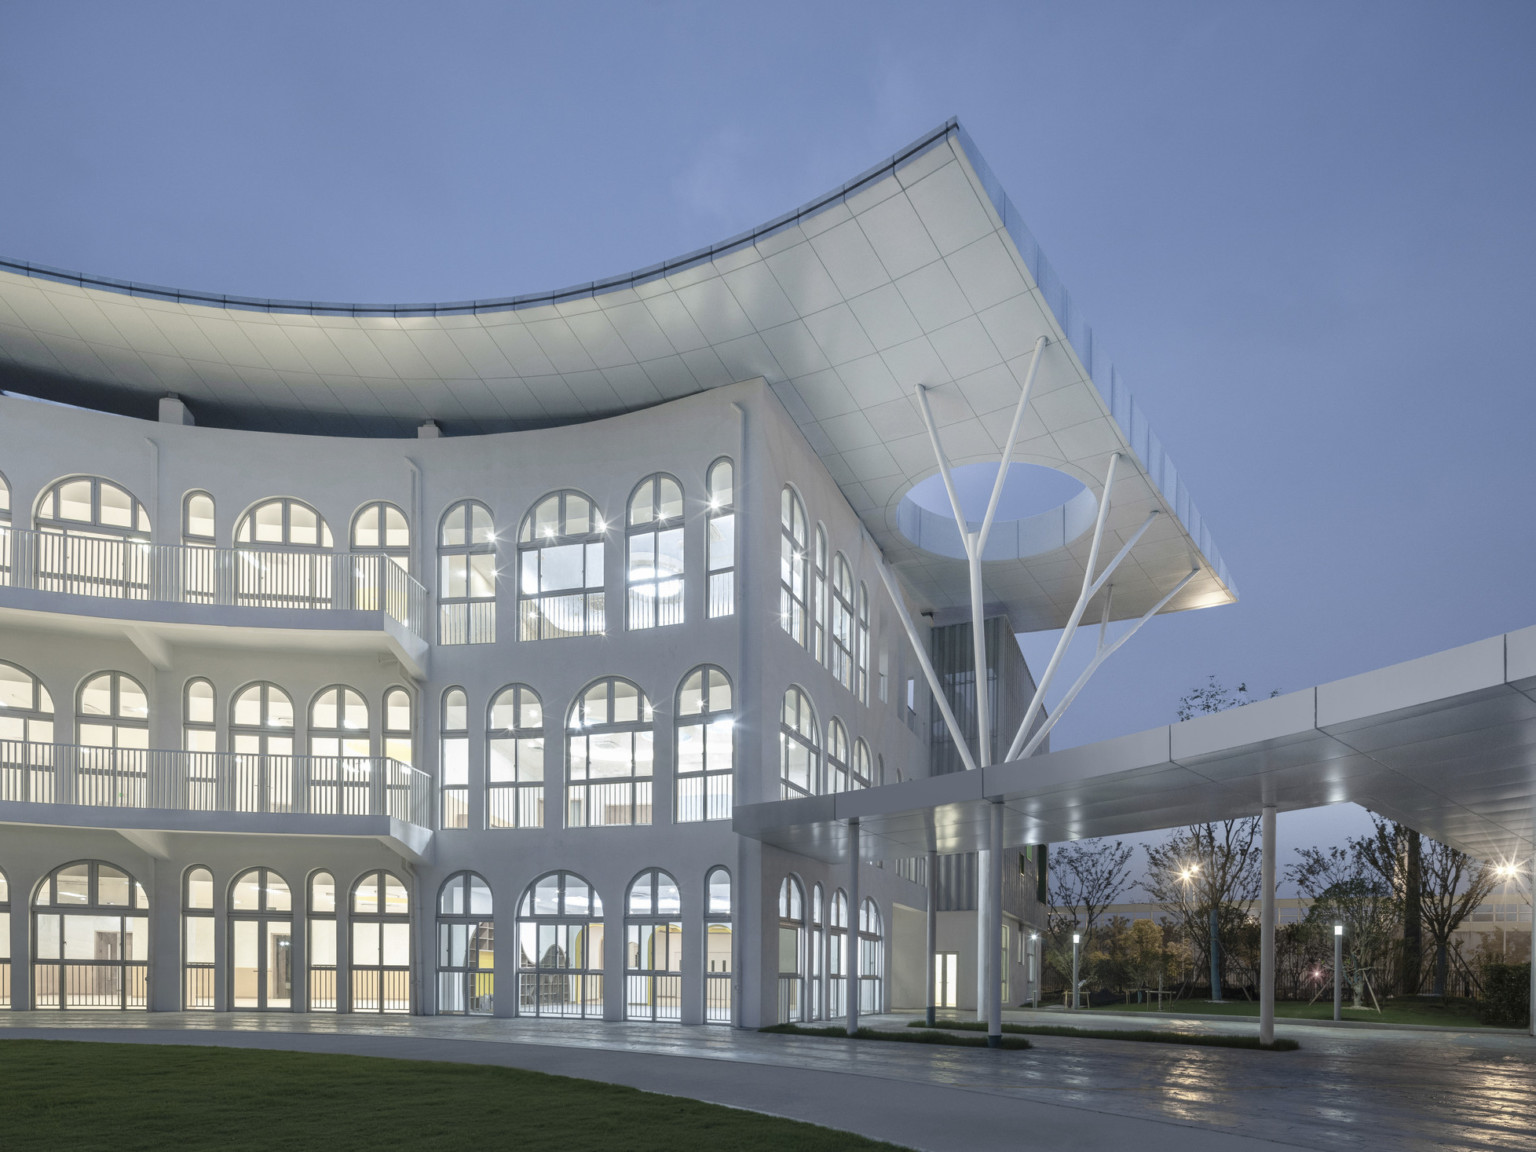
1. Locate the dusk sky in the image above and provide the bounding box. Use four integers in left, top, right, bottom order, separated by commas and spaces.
3, 2, 1532, 889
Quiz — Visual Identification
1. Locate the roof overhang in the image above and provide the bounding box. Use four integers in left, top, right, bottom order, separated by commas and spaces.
735, 625, 1536, 866
0, 120, 1234, 627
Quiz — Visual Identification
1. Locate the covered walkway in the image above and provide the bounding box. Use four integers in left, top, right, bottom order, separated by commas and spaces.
1, 1010, 1532, 1151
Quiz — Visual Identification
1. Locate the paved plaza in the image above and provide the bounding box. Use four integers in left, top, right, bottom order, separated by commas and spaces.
2, 1010, 1532, 1152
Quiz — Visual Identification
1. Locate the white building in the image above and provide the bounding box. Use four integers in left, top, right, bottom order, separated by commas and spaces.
0, 121, 1236, 1025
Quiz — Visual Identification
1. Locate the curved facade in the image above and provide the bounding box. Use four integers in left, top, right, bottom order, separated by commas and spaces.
0, 379, 956, 1022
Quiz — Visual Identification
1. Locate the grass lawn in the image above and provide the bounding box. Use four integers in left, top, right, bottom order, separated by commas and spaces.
0, 1039, 909, 1152
1068, 996, 1488, 1028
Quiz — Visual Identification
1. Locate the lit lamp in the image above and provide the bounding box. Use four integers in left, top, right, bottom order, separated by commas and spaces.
1071, 932, 1082, 1011
1333, 923, 1344, 1022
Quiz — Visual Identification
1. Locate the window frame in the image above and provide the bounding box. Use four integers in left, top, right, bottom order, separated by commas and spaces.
779, 487, 809, 648
675, 665, 733, 823
705, 458, 735, 619
487, 684, 544, 830
626, 473, 686, 631
517, 490, 607, 641
566, 677, 653, 829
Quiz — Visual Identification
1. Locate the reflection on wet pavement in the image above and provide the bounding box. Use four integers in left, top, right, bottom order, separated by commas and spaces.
2, 1008, 1532, 1150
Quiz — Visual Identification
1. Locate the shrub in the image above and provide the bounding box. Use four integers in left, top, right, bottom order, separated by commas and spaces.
1479, 963, 1531, 1027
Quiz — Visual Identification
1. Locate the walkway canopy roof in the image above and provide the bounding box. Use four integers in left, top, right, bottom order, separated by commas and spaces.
735, 625, 1536, 866
0, 120, 1234, 629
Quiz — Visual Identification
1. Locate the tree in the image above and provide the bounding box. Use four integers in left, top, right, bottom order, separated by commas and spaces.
1419, 837, 1496, 997
1044, 838, 1134, 996
1146, 676, 1276, 996
1288, 845, 1401, 1007
1175, 675, 1277, 722
1353, 816, 1424, 994
1048, 838, 1134, 945
1145, 819, 1263, 994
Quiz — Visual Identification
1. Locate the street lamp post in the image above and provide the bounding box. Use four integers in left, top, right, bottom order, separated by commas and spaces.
1029, 932, 1039, 1008
1071, 932, 1081, 1010
1333, 923, 1344, 1022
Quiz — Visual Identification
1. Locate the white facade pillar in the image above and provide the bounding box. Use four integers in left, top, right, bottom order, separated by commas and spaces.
975, 849, 990, 1020
1259, 804, 1276, 1045
925, 848, 937, 1026
846, 820, 860, 1036
986, 799, 1003, 1045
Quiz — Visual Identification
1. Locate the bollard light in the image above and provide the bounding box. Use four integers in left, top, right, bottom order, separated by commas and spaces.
1333, 923, 1343, 937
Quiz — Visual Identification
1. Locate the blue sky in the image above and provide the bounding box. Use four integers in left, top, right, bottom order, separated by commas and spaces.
3, 2, 1532, 882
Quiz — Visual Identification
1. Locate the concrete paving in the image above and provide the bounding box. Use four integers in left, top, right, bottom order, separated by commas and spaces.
1, 1009, 1533, 1152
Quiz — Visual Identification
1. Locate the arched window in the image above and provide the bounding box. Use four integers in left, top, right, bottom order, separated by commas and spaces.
0, 470, 10, 525
704, 867, 732, 1024
183, 867, 215, 1010
0, 661, 54, 802
438, 500, 495, 645
0, 868, 9, 1008
184, 679, 217, 809
77, 671, 149, 749
438, 872, 494, 1016
779, 687, 820, 799
853, 738, 873, 790
777, 876, 804, 1023
183, 491, 215, 545
351, 870, 410, 1013
229, 867, 292, 1011
233, 497, 334, 611
230, 683, 294, 813
308, 686, 369, 757
383, 687, 413, 766
34, 476, 151, 598
779, 488, 808, 647
567, 677, 652, 828
859, 898, 884, 1013
809, 883, 825, 1021
813, 525, 827, 665
626, 473, 685, 630
625, 868, 682, 1022
76, 671, 149, 806
518, 490, 606, 640
308, 871, 337, 1011
705, 459, 734, 618
676, 665, 733, 822
828, 889, 848, 1018
831, 553, 855, 691
488, 684, 542, 829
857, 583, 871, 704
179, 491, 217, 602
352, 501, 409, 566
307, 685, 369, 816
440, 688, 468, 829
0, 660, 54, 742
234, 497, 332, 548
32, 860, 148, 1009
826, 719, 850, 794
518, 871, 604, 1018
351, 500, 410, 617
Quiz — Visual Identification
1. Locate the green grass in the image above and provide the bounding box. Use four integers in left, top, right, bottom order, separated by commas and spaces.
1069, 996, 1488, 1028
0, 1039, 910, 1152
761, 1023, 1031, 1049
913, 1017, 1298, 1051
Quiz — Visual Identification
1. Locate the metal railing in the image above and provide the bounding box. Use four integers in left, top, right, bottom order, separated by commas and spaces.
0, 527, 426, 639
0, 740, 432, 828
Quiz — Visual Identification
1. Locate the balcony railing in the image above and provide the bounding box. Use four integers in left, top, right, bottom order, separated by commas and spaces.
0, 740, 432, 828
0, 527, 426, 639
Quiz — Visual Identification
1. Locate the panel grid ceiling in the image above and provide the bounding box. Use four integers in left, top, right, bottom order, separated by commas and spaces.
0, 122, 1235, 629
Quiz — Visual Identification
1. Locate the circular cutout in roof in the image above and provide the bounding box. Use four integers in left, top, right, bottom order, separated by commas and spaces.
896, 462, 1097, 561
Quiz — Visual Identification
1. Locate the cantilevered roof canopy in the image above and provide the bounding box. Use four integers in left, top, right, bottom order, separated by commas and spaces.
0, 120, 1234, 629
735, 625, 1536, 866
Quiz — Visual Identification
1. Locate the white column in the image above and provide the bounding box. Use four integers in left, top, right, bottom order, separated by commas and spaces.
975, 851, 990, 1022
987, 799, 1004, 1045
846, 820, 861, 1036
926, 849, 938, 1027
1260, 804, 1277, 1045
